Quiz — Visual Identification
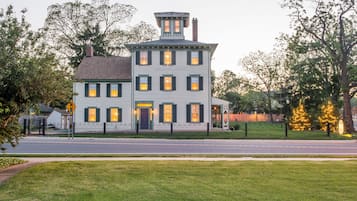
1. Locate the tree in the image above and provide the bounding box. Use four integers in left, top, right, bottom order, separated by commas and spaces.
44, 0, 157, 68
283, 0, 356, 133
318, 100, 339, 132
241, 51, 286, 122
289, 100, 311, 131
0, 5, 71, 148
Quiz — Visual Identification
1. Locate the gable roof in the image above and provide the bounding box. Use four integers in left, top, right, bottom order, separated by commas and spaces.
74, 56, 131, 81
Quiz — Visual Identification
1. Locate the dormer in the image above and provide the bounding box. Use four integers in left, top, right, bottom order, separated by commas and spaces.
154, 12, 189, 40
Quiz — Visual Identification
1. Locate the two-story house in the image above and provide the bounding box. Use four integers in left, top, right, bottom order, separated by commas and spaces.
73, 12, 229, 133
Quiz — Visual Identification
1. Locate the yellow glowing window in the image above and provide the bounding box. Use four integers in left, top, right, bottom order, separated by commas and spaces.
174, 20, 180, 33
89, 84, 97, 97
191, 104, 200, 122
88, 108, 96, 122
191, 76, 199, 91
164, 104, 172, 122
140, 77, 148, 91
110, 108, 119, 122
164, 50, 172, 65
110, 84, 118, 97
164, 20, 170, 33
140, 51, 148, 65
191, 51, 199, 65
164, 77, 172, 91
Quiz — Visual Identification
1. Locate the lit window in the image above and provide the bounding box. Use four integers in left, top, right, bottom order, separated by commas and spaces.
164, 77, 172, 91
191, 76, 199, 91
164, 20, 170, 33
140, 51, 148, 65
140, 77, 148, 91
89, 83, 96, 97
191, 51, 199, 65
110, 84, 118, 97
164, 50, 172, 65
88, 108, 96, 122
164, 104, 172, 122
174, 20, 180, 33
191, 104, 200, 122
110, 108, 119, 122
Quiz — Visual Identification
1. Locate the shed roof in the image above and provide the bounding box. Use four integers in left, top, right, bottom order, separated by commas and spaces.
74, 56, 131, 81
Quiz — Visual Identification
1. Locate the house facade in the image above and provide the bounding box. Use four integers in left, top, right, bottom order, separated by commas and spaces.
73, 12, 229, 133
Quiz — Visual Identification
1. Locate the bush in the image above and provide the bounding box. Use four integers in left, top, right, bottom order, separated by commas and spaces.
229, 122, 240, 130
0, 157, 25, 169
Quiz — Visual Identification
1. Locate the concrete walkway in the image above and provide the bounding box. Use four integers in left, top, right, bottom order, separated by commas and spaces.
1, 157, 356, 185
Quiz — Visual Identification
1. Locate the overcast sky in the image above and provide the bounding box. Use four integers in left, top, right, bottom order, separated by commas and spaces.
0, 0, 293, 75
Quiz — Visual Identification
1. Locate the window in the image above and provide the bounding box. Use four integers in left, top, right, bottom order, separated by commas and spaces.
160, 76, 176, 91
187, 51, 203, 65
164, 20, 170, 33
85, 83, 100, 97
159, 104, 177, 123
187, 76, 203, 91
160, 50, 175, 65
85, 107, 100, 122
136, 76, 152, 91
107, 84, 122, 97
136, 50, 151, 65
174, 20, 180, 33
186, 104, 203, 123
107, 108, 122, 122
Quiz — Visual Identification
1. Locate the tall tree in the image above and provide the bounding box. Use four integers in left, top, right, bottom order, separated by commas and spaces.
241, 51, 287, 122
0, 5, 71, 148
44, 0, 157, 68
283, 0, 356, 133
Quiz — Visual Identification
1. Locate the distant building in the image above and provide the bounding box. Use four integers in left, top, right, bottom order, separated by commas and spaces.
73, 12, 229, 132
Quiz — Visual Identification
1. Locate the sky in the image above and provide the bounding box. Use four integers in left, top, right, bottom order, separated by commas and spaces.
0, 0, 293, 75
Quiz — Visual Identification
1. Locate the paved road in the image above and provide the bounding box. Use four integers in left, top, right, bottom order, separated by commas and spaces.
2, 137, 357, 155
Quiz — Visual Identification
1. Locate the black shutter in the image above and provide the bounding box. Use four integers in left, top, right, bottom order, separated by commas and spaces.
136, 51, 140, 65
160, 76, 164, 91
85, 83, 89, 97
119, 108, 122, 122
148, 50, 152, 65
159, 104, 163, 123
199, 76, 203, 90
96, 83, 100, 97
106, 84, 110, 97
118, 84, 122, 97
199, 104, 204, 122
173, 104, 177, 123
136, 77, 140, 90
172, 76, 176, 90
148, 76, 152, 90
160, 51, 164, 65
199, 51, 203, 65
187, 76, 191, 90
96, 108, 100, 122
187, 51, 191, 65
106, 108, 110, 122
84, 108, 88, 122
186, 104, 191, 122
172, 50, 176, 65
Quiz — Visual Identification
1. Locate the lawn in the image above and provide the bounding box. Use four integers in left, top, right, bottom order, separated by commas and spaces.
1, 160, 357, 200
52, 122, 352, 140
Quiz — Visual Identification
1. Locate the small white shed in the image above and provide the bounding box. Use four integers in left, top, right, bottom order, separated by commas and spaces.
47, 109, 71, 129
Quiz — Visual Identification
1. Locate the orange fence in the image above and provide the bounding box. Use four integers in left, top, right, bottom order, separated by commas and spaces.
229, 113, 284, 122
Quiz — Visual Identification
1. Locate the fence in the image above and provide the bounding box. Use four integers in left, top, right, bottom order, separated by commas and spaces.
229, 113, 284, 122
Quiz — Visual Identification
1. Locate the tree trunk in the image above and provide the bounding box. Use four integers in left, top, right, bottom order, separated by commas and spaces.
343, 91, 354, 133
267, 91, 273, 123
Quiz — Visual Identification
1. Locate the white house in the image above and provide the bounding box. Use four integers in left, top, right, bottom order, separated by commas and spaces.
73, 12, 229, 132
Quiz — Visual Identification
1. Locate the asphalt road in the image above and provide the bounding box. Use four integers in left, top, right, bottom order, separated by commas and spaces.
2, 137, 357, 155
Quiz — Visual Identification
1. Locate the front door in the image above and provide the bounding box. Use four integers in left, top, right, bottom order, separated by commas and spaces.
140, 108, 150, 129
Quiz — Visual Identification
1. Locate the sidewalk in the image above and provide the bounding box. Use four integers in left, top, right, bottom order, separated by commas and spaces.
1, 157, 356, 185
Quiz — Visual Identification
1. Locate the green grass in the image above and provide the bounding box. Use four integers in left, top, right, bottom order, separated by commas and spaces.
0, 157, 25, 169
52, 122, 352, 139
1, 161, 357, 200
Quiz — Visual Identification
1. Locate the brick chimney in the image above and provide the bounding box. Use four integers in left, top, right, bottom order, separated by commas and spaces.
192, 18, 198, 42
85, 45, 94, 57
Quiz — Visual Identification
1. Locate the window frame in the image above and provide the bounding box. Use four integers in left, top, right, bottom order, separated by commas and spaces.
159, 103, 177, 123
174, 20, 180, 33
136, 76, 152, 91
164, 20, 170, 33
85, 107, 100, 122
107, 107, 122, 122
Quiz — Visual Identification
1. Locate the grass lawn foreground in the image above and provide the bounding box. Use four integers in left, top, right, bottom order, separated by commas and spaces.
1, 160, 357, 201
